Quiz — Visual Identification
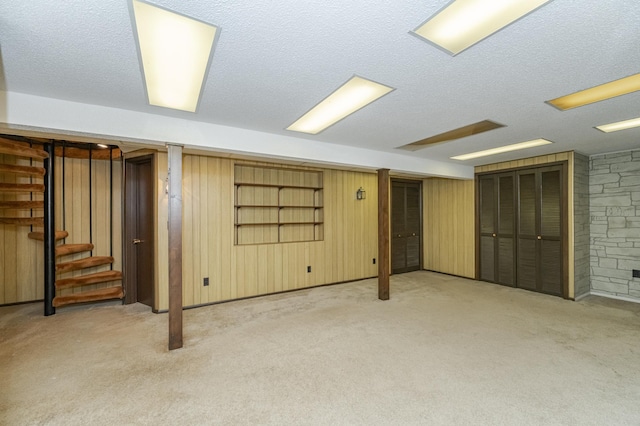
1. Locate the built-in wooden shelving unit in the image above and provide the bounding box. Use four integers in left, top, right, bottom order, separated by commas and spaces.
234, 165, 323, 245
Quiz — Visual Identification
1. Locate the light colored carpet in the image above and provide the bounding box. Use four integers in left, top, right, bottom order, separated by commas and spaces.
2, 271, 640, 425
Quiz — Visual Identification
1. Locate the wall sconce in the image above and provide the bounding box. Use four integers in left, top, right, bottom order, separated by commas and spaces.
356, 187, 366, 200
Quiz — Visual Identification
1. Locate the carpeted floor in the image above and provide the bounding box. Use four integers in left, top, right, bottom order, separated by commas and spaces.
2, 271, 640, 425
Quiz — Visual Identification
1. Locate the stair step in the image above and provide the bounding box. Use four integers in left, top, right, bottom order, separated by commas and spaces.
0, 183, 45, 193
56, 256, 114, 273
0, 139, 49, 160
28, 230, 68, 241
56, 270, 123, 290
53, 286, 124, 308
0, 216, 44, 226
56, 243, 94, 257
0, 200, 44, 209
0, 163, 46, 177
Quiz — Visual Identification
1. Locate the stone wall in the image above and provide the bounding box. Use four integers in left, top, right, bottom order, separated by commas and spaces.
589, 150, 640, 300
574, 153, 590, 298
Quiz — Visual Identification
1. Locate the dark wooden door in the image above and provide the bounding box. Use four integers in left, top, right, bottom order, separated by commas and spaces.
124, 155, 155, 307
516, 165, 563, 296
391, 180, 422, 274
478, 173, 516, 286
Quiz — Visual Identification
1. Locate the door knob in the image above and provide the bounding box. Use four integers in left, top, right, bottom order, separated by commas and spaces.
132, 239, 143, 244
412, 233, 416, 236
537, 236, 542, 240
492, 233, 496, 237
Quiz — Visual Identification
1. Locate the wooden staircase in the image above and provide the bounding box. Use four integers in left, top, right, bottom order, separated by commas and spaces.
0, 137, 124, 310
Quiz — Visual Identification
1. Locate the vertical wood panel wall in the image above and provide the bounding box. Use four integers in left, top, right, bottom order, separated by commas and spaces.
0, 152, 122, 305
422, 178, 475, 278
155, 154, 378, 311
0, 153, 44, 303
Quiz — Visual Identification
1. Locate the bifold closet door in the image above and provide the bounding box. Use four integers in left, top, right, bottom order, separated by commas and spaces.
391, 181, 422, 274
478, 173, 515, 286
517, 166, 563, 296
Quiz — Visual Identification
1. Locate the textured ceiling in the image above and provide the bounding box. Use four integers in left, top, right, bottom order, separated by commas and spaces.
1, 0, 639, 169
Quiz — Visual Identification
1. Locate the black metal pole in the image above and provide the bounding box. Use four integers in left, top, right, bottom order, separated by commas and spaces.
43, 142, 56, 316
89, 145, 93, 256
62, 141, 66, 233
109, 147, 113, 269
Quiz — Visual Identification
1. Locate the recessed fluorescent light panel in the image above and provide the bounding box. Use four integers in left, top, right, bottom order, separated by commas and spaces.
412, 0, 552, 55
131, 0, 218, 112
451, 138, 552, 161
398, 120, 505, 151
596, 117, 640, 133
286, 76, 394, 135
547, 73, 640, 111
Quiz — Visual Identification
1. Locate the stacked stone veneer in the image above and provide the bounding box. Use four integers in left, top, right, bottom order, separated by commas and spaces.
589, 150, 640, 300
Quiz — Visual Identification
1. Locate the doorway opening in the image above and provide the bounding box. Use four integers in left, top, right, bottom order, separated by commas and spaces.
124, 154, 155, 308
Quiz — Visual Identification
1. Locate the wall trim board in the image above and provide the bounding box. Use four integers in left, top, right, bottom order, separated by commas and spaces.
151, 275, 378, 314
574, 291, 591, 302
589, 291, 640, 304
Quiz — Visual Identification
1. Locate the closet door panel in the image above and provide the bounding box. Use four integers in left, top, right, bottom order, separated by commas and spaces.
480, 178, 495, 234
517, 239, 537, 291
478, 176, 497, 282
497, 174, 515, 286
541, 170, 561, 237
498, 238, 514, 285
518, 173, 536, 236
541, 239, 562, 295
480, 236, 495, 282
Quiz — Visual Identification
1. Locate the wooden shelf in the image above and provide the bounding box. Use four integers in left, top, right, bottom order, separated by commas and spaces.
235, 182, 321, 190
235, 221, 322, 226
234, 164, 324, 245
235, 204, 319, 209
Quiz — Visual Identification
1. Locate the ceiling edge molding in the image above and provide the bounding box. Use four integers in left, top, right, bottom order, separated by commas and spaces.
0, 91, 474, 179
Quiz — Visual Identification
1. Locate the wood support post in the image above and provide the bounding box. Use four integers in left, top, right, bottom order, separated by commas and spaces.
377, 168, 390, 300
43, 143, 56, 316
167, 144, 183, 350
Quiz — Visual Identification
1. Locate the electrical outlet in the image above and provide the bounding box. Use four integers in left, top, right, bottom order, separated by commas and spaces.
633, 270, 640, 278
203, 277, 209, 286
373, 258, 376, 264
307, 266, 311, 273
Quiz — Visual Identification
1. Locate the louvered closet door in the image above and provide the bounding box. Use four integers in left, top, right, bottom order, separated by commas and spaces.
391, 181, 422, 274
497, 174, 516, 286
539, 168, 562, 295
517, 166, 563, 296
478, 176, 496, 282
478, 173, 515, 286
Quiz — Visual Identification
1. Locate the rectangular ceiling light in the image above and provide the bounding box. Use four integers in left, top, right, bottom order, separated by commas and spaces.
595, 117, 640, 133
398, 120, 505, 151
412, 0, 552, 55
132, 0, 218, 112
451, 138, 552, 161
547, 74, 640, 111
286, 76, 394, 135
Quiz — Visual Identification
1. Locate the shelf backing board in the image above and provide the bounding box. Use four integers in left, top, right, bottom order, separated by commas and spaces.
234, 164, 324, 245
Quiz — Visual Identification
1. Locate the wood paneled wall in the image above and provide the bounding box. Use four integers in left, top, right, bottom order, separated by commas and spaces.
423, 178, 475, 278
0, 153, 44, 304
155, 154, 378, 311
0, 151, 122, 304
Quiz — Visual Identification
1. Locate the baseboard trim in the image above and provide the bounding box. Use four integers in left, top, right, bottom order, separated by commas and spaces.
589, 291, 640, 304
151, 275, 379, 314
574, 292, 591, 302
